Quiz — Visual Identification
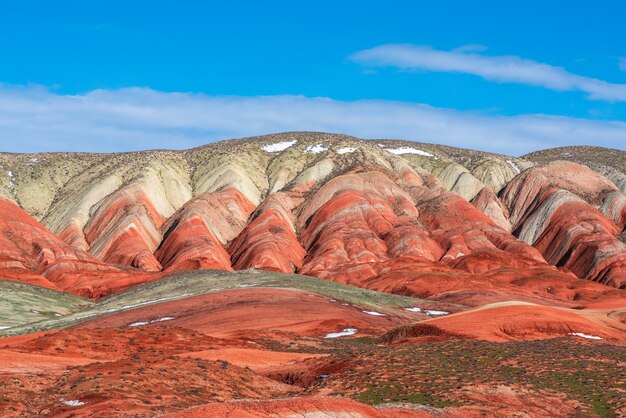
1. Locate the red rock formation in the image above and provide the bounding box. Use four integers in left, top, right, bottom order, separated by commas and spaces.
471, 187, 511, 232
155, 188, 254, 272
532, 199, 626, 288
0, 198, 152, 298
229, 192, 306, 273
501, 162, 626, 288
56, 221, 90, 252
296, 178, 625, 307
501, 161, 618, 228
299, 172, 443, 283
84, 185, 164, 272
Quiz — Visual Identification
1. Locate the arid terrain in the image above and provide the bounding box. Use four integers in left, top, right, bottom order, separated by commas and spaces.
0, 132, 625, 417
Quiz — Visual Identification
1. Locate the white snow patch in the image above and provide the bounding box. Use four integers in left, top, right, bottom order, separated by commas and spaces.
304, 144, 328, 154
387, 147, 433, 157
6, 171, 15, 195
325, 328, 357, 339
0, 325, 12, 330
54, 313, 63, 317
377, 143, 386, 148
60, 399, 85, 407
363, 311, 386, 316
262, 140, 297, 153
569, 332, 602, 340
237, 284, 256, 288
153, 316, 175, 322
506, 160, 521, 174
336, 147, 356, 154
129, 317, 176, 327
404, 307, 423, 313
425, 310, 449, 316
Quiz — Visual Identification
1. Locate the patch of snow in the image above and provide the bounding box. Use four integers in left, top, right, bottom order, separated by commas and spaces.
404, 307, 423, 313
0, 325, 12, 330
506, 160, 521, 174
386, 147, 433, 157
54, 313, 63, 317
336, 147, 356, 155
569, 332, 602, 340
304, 144, 328, 154
324, 328, 357, 339
129, 317, 176, 327
262, 140, 297, 153
60, 399, 85, 407
153, 316, 175, 323
363, 311, 386, 316
6, 171, 16, 195
377, 143, 386, 148
425, 310, 449, 316
237, 284, 256, 288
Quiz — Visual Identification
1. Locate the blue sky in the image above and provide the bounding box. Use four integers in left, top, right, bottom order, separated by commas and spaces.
1, 0, 626, 154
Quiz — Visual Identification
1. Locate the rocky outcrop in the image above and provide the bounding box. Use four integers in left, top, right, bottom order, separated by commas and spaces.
0, 198, 149, 297
229, 192, 306, 273
471, 187, 511, 232
501, 161, 626, 288
431, 162, 484, 201
84, 185, 164, 272
155, 188, 255, 272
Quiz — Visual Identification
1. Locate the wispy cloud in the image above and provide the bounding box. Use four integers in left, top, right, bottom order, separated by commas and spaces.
0, 84, 625, 155
350, 44, 626, 102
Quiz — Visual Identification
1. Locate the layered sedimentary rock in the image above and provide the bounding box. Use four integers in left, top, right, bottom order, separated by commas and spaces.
0, 133, 624, 302
229, 192, 306, 273
156, 188, 255, 271
471, 187, 511, 232
501, 161, 626, 288
0, 198, 148, 298
84, 185, 165, 272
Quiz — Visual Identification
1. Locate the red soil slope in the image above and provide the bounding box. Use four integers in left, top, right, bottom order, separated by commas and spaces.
166, 397, 435, 418
77, 287, 402, 339
382, 302, 626, 343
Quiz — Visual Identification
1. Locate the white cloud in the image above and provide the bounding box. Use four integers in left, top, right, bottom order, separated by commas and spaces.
452, 44, 488, 53
350, 44, 626, 102
0, 84, 625, 155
